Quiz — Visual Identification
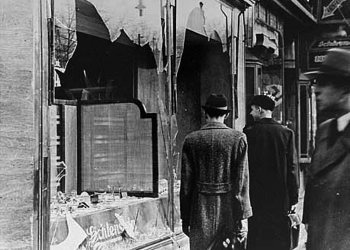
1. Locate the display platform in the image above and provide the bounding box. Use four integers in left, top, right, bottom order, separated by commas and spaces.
50, 193, 187, 250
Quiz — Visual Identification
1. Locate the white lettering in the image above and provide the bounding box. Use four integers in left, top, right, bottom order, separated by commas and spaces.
318, 40, 350, 48
314, 55, 326, 63
109, 225, 115, 235
85, 221, 125, 245
97, 226, 104, 241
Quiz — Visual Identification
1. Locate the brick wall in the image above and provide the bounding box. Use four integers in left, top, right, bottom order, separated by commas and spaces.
0, 0, 34, 249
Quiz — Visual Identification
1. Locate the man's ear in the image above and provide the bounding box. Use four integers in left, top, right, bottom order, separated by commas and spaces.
224, 113, 230, 119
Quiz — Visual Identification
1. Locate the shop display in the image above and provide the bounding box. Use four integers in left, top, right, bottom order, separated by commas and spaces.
50, 180, 181, 250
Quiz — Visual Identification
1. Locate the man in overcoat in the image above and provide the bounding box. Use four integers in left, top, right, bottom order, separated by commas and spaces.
243, 95, 299, 250
180, 94, 252, 250
303, 48, 350, 250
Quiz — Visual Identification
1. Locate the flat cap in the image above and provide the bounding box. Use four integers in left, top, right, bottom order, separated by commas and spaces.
250, 95, 275, 111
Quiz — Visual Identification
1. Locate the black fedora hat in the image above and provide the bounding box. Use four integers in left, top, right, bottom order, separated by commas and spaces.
305, 48, 350, 79
202, 94, 231, 114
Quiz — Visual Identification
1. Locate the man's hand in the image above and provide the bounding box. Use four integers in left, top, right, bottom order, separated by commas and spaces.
235, 219, 248, 243
291, 204, 298, 212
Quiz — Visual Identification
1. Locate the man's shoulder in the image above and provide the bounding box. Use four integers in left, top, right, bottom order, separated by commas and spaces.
184, 130, 201, 141
280, 124, 295, 133
243, 124, 254, 133
186, 127, 245, 139
247, 120, 294, 134
225, 128, 246, 139
272, 123, 295, 136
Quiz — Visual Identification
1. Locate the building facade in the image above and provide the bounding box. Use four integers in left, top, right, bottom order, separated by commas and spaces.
35, 0, 256, 249
2, 0, 338, 249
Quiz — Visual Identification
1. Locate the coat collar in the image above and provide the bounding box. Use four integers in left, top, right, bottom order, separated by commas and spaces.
311, 122, 350, 176
254, 118, 280, 125
338, 112, 350, 132
200, 122, 229, 130
318, 119, 350, 143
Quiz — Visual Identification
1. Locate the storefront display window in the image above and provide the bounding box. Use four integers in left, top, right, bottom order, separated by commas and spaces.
49, 1, 183, 249
53, 0, 163, 103
47, 0, 250, 249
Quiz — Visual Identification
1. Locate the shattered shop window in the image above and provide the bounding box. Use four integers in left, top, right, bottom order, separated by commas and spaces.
54, 0, 163, 101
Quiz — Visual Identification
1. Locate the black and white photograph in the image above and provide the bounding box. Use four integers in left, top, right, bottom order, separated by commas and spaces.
1, 0, 350, 249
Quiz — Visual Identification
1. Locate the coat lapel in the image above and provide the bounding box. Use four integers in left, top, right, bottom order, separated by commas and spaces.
311, 123, 350, 176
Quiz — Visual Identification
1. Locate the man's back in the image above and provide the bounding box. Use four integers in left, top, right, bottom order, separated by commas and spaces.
243, 118, 298, 212
184, 121, 246, 183
181, 121, 252, 250
244, 95, 299, 250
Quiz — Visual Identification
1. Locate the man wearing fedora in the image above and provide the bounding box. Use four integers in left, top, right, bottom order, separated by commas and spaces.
180, 94, 252, 250
303, 48, 350, 250
243, 95, 299, 250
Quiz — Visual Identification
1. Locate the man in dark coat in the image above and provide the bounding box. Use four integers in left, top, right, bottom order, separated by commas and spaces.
180, 94, 252, 250
243, 95, 299, 250
303, 48, 350, 250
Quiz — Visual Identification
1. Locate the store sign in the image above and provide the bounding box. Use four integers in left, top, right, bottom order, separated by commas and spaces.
84, 216, 131, 250
308, 51, 327, 69
308, 38, 350, 69
321, 0, 350, 20
311, 38, 350, 49
50, 210, 134, 250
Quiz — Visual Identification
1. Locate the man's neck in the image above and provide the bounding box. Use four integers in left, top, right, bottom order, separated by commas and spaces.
206, 116, 225, 123
259, 112, 272, 119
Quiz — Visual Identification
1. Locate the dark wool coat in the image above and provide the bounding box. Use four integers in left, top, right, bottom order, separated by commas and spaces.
303, 119, 350, 250
243, 118, 299, 250
180, 122, 252, 250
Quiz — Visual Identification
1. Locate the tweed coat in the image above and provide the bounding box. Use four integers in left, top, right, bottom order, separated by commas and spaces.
180, 122, 252, 250
303, 118, 350, 250
243, 118, 299, 250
